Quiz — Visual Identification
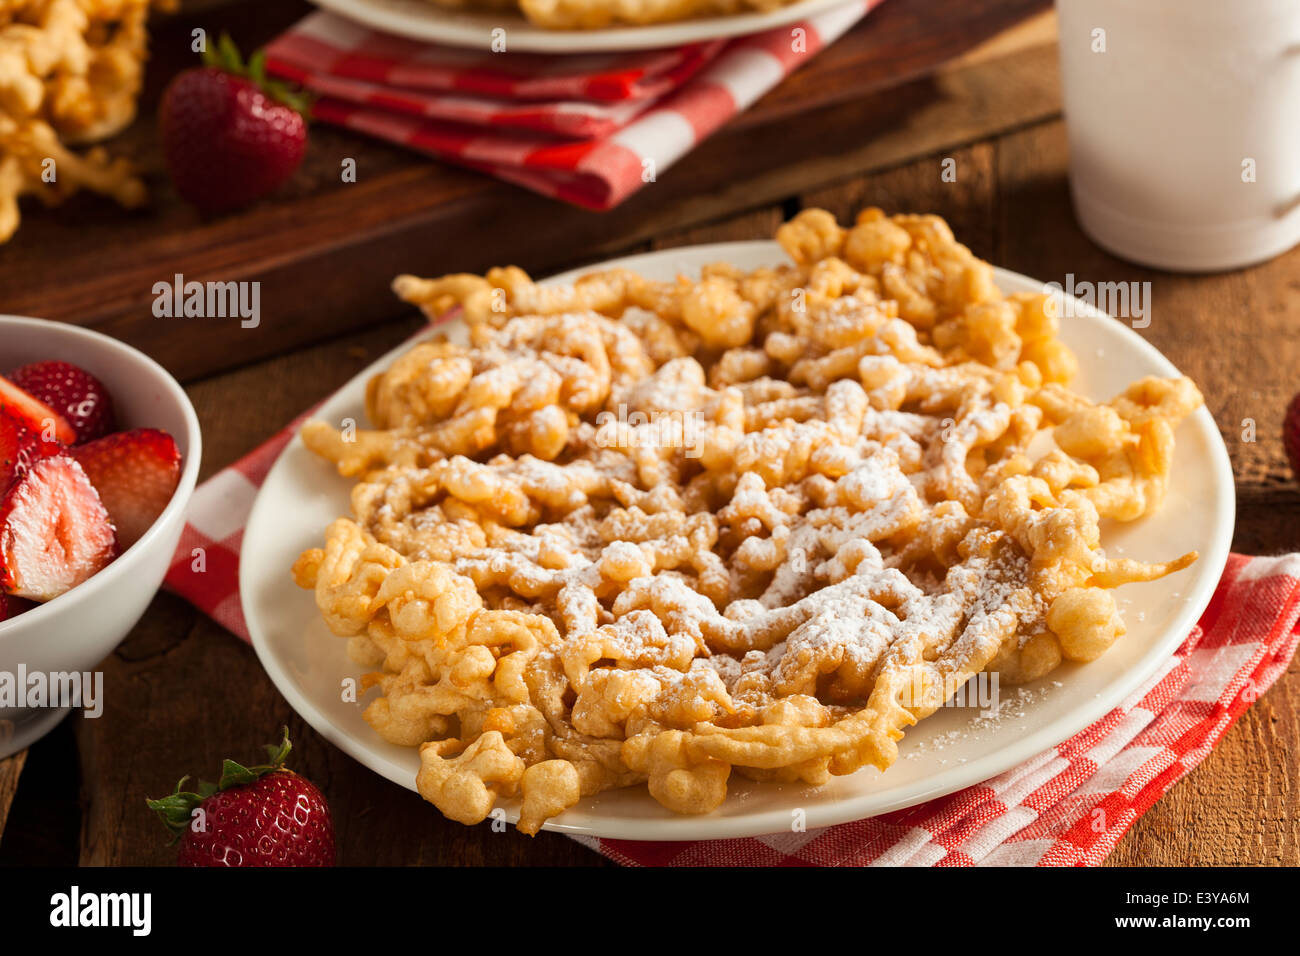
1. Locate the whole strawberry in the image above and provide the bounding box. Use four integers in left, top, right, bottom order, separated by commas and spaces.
160, 35, 309, 215
8, 361, 116, 444
147, 728, 335, 867
1285, 392, 1300, 481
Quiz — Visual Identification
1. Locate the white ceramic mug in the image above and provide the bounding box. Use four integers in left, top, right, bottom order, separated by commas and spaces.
1057, 0, 1300, 271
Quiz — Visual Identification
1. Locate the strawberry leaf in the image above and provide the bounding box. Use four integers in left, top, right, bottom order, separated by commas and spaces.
147, 728, 298, 845
197, 33, 313, 118
219, 32, 245, 73
263, 725, 293, 766
248, 49, 269, 86
145, 776, 207, 843
217, 759, 260, 790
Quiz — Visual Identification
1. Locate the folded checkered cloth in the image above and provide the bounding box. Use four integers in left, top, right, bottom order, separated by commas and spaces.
263, 2, 881, 209
162, 389, 1299, 865
267, 25, 726, 139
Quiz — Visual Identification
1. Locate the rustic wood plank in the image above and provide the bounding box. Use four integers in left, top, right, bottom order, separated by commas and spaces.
726, 0, 1052, 129
0, 750, 26, 845
946, 8, 1056, 68
0, 0, 1055, 383
649, 207, 787, 249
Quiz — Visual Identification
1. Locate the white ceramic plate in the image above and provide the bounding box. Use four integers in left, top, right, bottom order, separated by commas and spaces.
242, 241, 1235, 841
310, 0, 861, 52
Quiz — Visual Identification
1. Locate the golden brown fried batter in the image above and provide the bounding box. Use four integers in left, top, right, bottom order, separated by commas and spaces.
295, 208, 1201, 833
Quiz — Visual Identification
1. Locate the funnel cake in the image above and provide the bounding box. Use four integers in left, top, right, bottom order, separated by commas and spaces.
293, 209, 1201, 833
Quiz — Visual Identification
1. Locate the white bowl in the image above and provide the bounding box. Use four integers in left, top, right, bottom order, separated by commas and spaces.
0, 316, 202, 757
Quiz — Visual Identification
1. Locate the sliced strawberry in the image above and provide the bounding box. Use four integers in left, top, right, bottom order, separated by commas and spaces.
71, 428, 181, 549
8, 361, 117, 444
0, 407, 61, 491
0, 375, 76, 445
0, 456, 117, 601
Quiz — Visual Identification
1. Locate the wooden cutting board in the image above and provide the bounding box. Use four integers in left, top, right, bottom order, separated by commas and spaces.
0, 0, 1058, 381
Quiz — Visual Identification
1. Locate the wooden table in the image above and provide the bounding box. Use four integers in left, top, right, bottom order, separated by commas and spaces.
1, 6, 1297, 867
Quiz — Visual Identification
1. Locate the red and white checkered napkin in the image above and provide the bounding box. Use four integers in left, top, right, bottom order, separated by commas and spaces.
263, 1, 882, 209
163, 414, 1300, 865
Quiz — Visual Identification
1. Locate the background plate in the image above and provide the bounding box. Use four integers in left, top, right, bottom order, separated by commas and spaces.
242, 240, 1235, 841
310, 0, 864, 52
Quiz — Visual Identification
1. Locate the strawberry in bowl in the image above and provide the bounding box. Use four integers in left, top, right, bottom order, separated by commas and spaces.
1, 362, 183, 609
6, 360, 116, 444
0, 316, 201, 756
